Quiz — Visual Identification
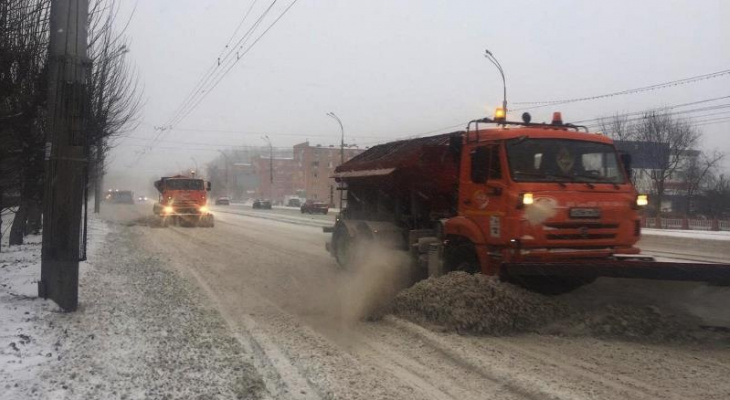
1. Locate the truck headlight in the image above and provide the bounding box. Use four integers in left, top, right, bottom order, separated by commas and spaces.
163, 206, 174, 214
636, 194, 648, 207
521, 193, 534, 205
199, 206, 209, 213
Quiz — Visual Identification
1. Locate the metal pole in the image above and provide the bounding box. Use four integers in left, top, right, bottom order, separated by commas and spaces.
484, 49, 507, 114
327, 112, 345, 165
40, 0, 90, 312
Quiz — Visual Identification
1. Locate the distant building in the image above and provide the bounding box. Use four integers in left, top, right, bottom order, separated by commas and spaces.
251, 156, 298, 203
231, 163, 259, 200
293, 142, 364, 207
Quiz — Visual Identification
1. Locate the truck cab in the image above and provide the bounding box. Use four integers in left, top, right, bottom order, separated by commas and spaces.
449, 119, 641, 279
153, 175, 214, 227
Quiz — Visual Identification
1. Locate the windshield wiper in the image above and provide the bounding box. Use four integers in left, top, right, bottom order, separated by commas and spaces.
573, 174, 620, 189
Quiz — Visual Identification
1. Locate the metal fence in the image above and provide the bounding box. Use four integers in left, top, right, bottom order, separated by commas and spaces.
642, 217, 730, 231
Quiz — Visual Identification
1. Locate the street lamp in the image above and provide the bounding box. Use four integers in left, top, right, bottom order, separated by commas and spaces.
484, 49, 508, 116
326, 112, 345, 165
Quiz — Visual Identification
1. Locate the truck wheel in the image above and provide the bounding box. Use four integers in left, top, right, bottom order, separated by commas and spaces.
333, 225, 355, 269
504, 276, 596, 296
443, 241, 479, 274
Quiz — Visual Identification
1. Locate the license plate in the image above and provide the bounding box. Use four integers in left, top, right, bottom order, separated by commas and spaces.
570, 208, 601, 218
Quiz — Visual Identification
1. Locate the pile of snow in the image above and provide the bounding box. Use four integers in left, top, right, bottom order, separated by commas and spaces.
543, 305, 696, 341
388, 272, 720, 342
1, 218, 266, 399
0, 235, 62, 395
388, 272, 567, 335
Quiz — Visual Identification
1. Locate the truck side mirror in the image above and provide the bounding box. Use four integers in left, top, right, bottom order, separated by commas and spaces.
207, 181, 212, 191
620, 153, 632, 180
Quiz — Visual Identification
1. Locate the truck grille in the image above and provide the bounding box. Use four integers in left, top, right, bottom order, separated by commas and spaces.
543, 222, 618, 242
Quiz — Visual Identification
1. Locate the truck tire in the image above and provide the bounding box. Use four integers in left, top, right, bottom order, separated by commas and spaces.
333, 225, 353, 268
443, 240, 480, 274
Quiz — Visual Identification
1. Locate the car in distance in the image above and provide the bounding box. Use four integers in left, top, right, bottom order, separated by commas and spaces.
300, 200, 329, 214
215, 196, 231, 205
252, 199, 272, 209
287, 198, 302, 207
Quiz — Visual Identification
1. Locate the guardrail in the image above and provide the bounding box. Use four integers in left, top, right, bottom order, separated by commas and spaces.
642, 217, 730, 231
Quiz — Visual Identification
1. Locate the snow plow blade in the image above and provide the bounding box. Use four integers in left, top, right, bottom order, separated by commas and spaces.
503, 260, 730, 284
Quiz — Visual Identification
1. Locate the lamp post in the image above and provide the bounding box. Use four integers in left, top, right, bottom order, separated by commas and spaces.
261, 136, 273, 199
326, 112, 345, 165
484, 49, 507, 115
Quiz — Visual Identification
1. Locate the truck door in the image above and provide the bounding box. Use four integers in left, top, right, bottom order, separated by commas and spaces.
459, 143, 506, 244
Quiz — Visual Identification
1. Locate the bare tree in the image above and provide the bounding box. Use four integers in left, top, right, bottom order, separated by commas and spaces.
86, 0, 143, 213
631, 112, 700, 217
0, 0, 141, 248
681, 151, 725, 216
1, 0, 51, 247
598, 113, 634, 142
698, 173, 730, 219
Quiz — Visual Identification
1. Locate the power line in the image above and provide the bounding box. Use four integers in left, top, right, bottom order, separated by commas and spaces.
572, 95, 730, 124
584, 104, 730, 129
513, 69, 730, 111
165, 0, 280, 128
168, 0, 299, 128
136, 0, 300, 165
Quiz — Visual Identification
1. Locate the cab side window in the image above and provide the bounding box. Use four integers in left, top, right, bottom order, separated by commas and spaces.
489, 146, 502, 179
470, 147, 488, 183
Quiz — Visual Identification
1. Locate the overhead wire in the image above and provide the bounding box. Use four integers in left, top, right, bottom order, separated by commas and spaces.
165, 0, 279, 128
168, 0, 299, 128
131, 0, 299, 165
512, 69, 730, 111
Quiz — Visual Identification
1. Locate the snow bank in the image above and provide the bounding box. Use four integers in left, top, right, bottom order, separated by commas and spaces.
388, 272, 723, 342
388, 272, 567, 335
1, 217, 265, 399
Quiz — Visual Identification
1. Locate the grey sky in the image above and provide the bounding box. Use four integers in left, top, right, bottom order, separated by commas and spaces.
109, 0, 730, 184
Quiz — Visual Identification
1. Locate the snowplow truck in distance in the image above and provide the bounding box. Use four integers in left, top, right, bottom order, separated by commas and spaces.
325, 111, 730, 294
152, 175, 214, 227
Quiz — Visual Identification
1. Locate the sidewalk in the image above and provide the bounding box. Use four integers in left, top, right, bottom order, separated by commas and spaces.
1, 217, 265, 399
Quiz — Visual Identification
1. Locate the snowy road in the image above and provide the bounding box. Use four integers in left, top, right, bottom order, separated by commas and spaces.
102, 204, 730, 400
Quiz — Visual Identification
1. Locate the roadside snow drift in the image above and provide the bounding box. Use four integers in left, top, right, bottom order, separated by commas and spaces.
389, 272, 729, 342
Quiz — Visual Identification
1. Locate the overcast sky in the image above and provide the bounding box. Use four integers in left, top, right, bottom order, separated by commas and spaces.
108, 0, 730, 188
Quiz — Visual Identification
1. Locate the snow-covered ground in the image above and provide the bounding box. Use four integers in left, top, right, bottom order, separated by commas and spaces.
2, 204, 729, 400
643, 228, 730, 241
1, 215, 265, 399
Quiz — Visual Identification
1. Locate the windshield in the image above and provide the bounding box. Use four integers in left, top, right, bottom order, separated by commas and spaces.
507, 139, 625, 184
165, 179, 204, 190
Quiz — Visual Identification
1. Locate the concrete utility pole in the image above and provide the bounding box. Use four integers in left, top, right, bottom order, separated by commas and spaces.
40, 0, 90, 312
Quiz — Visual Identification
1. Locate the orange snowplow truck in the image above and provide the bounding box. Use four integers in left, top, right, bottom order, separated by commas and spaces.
325, 111, 730, 294
152, 175, 214, 227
